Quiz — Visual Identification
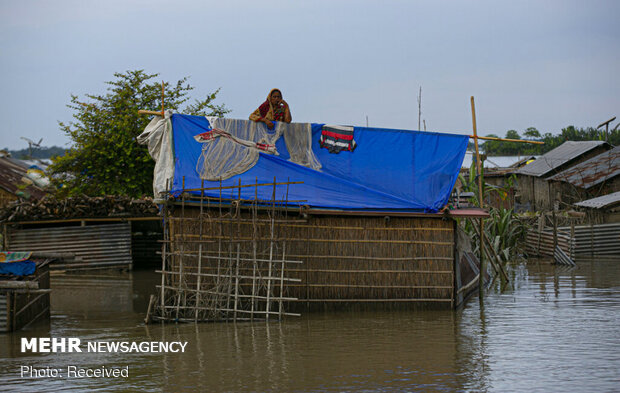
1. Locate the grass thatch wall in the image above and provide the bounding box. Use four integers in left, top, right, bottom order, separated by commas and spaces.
161, 204, 457, 316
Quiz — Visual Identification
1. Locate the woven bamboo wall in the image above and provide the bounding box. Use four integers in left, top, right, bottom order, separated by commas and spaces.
165, 205, 456, 312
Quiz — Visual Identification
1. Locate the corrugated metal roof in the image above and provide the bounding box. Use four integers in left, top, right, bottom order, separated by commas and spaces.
549, 146, 620, 189
0, 157, 48, 201
516, 141, 609, 177
461, 154, 538, 169
574, 191, 620, 209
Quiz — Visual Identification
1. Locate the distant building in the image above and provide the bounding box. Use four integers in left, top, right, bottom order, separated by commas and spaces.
461, 153, 538, 170
574, 191, 620, 224
0, 153, 49, 208
515, 141, 612, 211
457, 155, 537, 210
548, 146, 620, 208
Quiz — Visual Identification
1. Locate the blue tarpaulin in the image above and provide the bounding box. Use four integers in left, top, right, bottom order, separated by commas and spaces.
169, 114, 468, 212
0, 260, 36, 276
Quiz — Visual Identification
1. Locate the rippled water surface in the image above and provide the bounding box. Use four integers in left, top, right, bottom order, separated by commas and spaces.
1, 258, 619, 392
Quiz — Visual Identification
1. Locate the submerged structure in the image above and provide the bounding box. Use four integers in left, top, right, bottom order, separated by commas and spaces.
0, 253, 50, 332
139, 114, 486, 322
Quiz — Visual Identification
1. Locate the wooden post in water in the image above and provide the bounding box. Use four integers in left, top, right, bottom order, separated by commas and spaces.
470, 96, 485, 297
553, 199, 558, 252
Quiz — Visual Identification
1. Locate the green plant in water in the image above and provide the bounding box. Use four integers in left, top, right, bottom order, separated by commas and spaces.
458, 161, 526, 262
485, 207, 526, 262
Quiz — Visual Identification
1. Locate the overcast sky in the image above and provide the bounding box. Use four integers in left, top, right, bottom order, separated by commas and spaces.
1, 0, 618, 149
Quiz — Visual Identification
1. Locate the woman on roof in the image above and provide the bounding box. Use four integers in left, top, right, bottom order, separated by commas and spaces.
249, 88, 292, 129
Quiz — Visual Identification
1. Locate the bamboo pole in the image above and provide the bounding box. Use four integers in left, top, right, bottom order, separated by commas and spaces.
171, 233, 453, 245
233, 180, 241, 321
471, 96, 485, 297
137, 109, 164, 116
161, 267, 452, 274
286, 254, 453, 261
265, 177, 277, 321
165, 217, 451, 231
175, 176, 186, 320
0, 281, 38, 289
156, 287, 297, 302
160, 251, 302, 264
160, 178, 169, 316
163, 250, 452, 262
215, 178, 223, 317
136, 81, 166, 117
226, 183, 234, 316
157, 270, 301, 282
470, 220, 509, 283
298, 298, 452, 303
145, 294, 156, 324
180, 181, 303, 193
470, 135, 544, 144
251, 178, 258, 320
233, 243, 240, 320
280, 179, 290, 319
195, 179, 204, 321
285, 284, 452, 289
157, 303, 300, 317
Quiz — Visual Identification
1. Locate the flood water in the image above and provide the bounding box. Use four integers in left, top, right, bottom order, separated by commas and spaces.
1, 258, 619, 392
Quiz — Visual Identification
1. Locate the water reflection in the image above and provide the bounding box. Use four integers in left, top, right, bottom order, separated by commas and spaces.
143, 311, 468, 391
0, 259, 619, 392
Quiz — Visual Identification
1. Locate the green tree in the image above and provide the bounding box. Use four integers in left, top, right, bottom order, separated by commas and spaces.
505, 130, 520, 140
50, 70, 230, 197
481, 134, 500, 155
523, 127, 541, 139
504, 130, 521, 155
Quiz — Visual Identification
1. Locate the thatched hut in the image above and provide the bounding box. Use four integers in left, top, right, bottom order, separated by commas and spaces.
139, 115, 486, 321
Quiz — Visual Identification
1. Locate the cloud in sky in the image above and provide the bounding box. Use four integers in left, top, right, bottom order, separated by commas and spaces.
1, 0, 618, 148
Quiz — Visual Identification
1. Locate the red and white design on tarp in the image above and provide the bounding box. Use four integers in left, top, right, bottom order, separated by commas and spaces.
194, 128, 277, 154
319, 125, 357, 153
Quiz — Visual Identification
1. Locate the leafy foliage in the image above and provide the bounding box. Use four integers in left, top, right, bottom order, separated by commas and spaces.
482, 125, 620, 156
49, 70, 230, 197
458, 162, 526, 262
485, 207, 526, 262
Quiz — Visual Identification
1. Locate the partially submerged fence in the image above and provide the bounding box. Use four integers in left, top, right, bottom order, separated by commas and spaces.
149, 179, 301, 322
526, 222, 620, 258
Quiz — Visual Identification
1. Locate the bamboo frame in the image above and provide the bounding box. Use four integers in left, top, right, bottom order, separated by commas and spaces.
150, 176, 470, 321
161, 249, 453, 262
172, 233, 453, 245
157, 269, 301, 283
166, 217, 451, 232
471, 96, 486, 296
159, 266, 451, 274
152, 178, 303, 322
